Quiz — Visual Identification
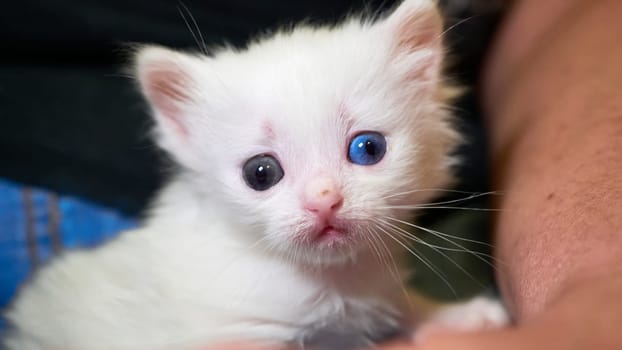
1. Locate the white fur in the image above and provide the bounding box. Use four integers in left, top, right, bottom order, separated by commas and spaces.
4, 1, 504, 349
413, 296, 510, 342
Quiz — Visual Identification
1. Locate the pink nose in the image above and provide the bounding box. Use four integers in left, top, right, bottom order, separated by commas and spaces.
303, 177, 343, 218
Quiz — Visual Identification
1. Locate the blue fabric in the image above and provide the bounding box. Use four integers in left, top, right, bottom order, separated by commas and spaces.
0, 179, 137, 329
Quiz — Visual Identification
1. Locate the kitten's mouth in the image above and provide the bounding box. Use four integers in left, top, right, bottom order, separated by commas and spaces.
312, 224, 349, 245
293, 219, 355, 249
318, 226, 345, 239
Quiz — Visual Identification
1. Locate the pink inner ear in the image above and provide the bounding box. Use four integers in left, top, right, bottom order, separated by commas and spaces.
390, 9, 443, 83
144, 64, 194, 136
395, 14, 440, 52
392, 4, 443, 52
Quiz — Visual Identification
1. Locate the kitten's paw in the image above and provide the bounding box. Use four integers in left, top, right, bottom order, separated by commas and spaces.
414, 296, 509, 342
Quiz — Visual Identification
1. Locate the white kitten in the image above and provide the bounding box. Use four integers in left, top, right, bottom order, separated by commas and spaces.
4, 1, 507, 349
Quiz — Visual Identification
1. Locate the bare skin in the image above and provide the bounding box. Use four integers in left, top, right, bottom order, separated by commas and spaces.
484, 0, 622, 320
210, 0, 622, 348
384, 0, 622, 348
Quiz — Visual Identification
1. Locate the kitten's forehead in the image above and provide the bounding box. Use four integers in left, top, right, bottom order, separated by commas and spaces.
210, 25, 391, 119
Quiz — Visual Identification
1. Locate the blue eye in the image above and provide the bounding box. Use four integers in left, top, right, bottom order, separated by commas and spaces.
348, 131, 386, 165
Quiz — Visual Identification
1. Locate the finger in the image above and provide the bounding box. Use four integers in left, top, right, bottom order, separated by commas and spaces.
372, 340, 417, 350
415, 328, 539, 350
373, 330, 524, 350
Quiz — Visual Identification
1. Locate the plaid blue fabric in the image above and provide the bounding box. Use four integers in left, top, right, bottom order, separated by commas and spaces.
0, 179, 137, 329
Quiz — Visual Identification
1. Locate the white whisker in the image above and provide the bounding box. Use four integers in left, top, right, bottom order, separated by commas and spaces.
178, 1, 208, 54
373, 223, 458, 297
367, 225, 415, 313
380, 188, 503, 201
366, 226, 402, 286
384, 216, 504, 269
382, 205, 502, 212
377, 219, 487, 289
377, 219, 494, 256
362, 227, 383, 265
434, 15, 478, 45
416, 191, 501, 207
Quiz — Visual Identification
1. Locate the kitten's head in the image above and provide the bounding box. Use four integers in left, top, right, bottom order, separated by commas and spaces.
135, 0, 460, 266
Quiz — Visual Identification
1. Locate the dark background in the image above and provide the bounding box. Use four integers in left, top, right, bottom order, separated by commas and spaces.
0, 0, 501, 216
0, 0, 508, 306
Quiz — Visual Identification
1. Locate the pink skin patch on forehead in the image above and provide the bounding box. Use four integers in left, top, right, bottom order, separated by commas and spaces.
262, 120, 276, 139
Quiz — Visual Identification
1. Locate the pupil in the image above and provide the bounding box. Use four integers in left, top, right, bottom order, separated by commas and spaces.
365, 141, 376, 156
256, 165, 268, 183
242, 154, 284, 191
347, 132, 386, 166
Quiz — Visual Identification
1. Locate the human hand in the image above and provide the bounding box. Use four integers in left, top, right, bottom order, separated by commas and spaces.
380, 273, 622, 350
206, 272, 622, 350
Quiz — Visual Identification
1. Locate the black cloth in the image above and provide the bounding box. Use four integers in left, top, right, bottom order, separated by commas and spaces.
0, 0, 501, 215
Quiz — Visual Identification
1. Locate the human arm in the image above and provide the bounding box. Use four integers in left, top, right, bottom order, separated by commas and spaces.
385, 0, 622, 348
484, 0, 622, 320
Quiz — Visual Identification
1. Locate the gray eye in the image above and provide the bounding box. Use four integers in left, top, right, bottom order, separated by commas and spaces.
242, 154, 284, 191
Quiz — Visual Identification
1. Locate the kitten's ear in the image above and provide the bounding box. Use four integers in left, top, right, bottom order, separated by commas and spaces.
135, 46, 204, 135
135, 46, 206, 166
381, 0, 444, 82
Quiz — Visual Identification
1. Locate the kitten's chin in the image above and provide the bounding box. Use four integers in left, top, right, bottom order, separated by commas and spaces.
290, 247, 362, 267
285, 234, 368, 267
